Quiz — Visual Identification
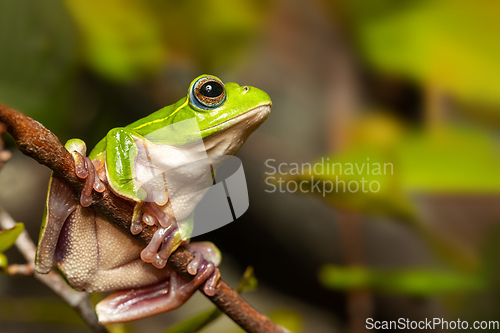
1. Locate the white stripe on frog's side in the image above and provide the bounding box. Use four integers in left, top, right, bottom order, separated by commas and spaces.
132, 99, 189, 131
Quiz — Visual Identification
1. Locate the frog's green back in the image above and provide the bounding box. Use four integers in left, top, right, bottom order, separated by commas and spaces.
88, 98, 186, 160
126, 98, 188, 136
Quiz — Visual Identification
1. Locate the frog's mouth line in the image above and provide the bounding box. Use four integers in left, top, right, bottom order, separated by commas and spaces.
200, 103, 272, 135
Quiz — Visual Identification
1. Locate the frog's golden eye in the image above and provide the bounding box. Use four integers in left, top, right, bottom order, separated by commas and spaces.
193, 77, 226, 108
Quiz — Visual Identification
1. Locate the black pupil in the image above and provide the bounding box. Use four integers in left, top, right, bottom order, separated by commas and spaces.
200, 81, 223, 98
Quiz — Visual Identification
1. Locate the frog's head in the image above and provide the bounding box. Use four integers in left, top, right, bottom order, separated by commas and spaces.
177, 74, 271, 156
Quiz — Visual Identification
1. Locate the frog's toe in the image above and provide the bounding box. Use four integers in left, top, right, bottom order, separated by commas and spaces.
79, 157, 106, 207
152, 188, 168, 206
140, 225, 176, 265
146, 202, 176, 229
91, 159, 106, 193
188, 260, 218, 296
155, 229, 184, 268
68, 146, 106, 208
80, 157, 95, 207
186, 242, 222, 296
134, 202, 175, 236
187, 242, 222, 266
131, 201, 145, 235
142, 213, 157, 226
203, 267, 220, 296
72, 151, 88, 179
186, 258, 220, 296
187, 251, 203, 275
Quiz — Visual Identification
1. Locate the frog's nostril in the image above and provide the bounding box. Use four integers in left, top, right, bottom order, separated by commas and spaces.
242, 86, 249, 93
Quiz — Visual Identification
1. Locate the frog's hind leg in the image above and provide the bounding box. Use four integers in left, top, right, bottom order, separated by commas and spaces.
96, 263, 216, 324
35, 174, 78, 274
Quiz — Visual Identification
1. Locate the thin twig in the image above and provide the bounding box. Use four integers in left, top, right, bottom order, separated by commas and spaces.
0, 104, 287, 333
0, 123, 12, 168
6, 263, 33, 275
0, 207, 108, 333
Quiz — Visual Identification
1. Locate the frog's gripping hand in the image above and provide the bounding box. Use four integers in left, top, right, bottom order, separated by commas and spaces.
96, 242, 221, 325
138, 208, 190, 269
65, 139, 106, 207
104, 128, 192, 269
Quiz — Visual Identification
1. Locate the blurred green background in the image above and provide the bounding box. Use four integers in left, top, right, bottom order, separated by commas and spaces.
1, 0, 500, 332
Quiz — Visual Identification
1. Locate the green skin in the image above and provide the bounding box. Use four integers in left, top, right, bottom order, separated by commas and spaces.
35, 75, 271, 324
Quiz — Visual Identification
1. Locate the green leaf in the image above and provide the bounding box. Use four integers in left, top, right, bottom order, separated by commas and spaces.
345, 0, 500, 106
462, 227, 500, 321
163, 308, 222, 333
0, 0, 78, 135
286, 123, 500, 269
281, 142, 414, 220
286, 123, 500, 216
0, 297, 84, 325
62, 0, 268, 80
319, 265, 484, 297
0, 223, 24, 253
63, 0, 166, 82
236, 266, 258, 293
155, 0, 268, 71
267, 309, 303, 333
398, 126, 500, 192
0, 253, 8, 269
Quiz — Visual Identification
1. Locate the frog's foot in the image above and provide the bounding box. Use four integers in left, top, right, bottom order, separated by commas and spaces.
134, 201, 183, 268
186, 242, 221, 296
67, 142, 105, 207
96, 266, 215, 324
140, 224, 184, 269
130, 200, 172, 235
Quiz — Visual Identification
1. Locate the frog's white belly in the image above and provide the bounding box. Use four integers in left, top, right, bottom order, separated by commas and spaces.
56, 205, 169, 293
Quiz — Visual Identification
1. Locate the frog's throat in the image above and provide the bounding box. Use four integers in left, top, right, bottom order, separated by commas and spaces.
202, 104, 271, 157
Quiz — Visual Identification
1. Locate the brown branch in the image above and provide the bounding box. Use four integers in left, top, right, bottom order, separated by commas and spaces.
0, 104, 287, 333
6, 263, 33, 275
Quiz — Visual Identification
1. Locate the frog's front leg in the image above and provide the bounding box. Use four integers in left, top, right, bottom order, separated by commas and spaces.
96, 241, 222, 324
65, 139, 106, 207
105, 128, 186, 268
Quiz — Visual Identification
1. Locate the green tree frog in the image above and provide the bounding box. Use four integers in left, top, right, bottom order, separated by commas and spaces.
34, 75, 271, 324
